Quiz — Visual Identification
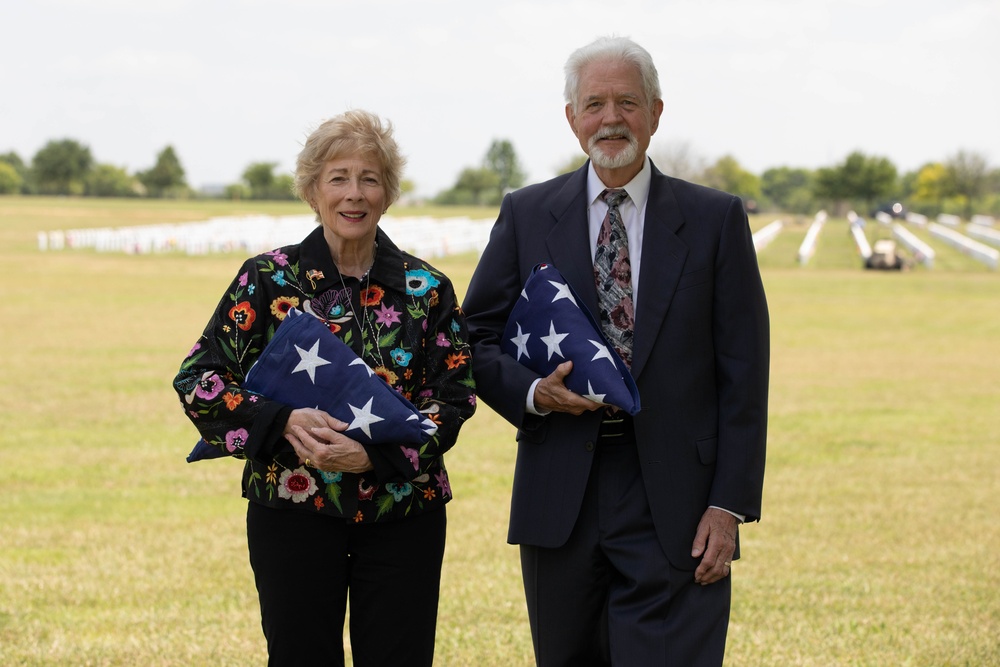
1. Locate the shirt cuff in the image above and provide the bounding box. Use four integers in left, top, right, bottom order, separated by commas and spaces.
710, 506, 745, 523
526, 378, 552, 416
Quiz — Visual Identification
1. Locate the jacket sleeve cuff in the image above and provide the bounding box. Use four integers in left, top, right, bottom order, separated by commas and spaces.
245, 403, 295, 462
363, 443, 419, 484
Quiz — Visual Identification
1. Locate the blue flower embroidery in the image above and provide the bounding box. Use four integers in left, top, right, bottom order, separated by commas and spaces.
320, 470, 343, 484
386, 482, 413, 502
390, 347, 413, 367
405, 269, 440, 297
271, 270, 287, 286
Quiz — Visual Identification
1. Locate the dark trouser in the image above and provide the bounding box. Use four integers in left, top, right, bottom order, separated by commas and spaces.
520, 440, 731, 667
246, 502, 447, 667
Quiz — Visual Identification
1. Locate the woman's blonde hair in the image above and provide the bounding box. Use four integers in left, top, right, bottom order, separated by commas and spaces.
294, 109, 406, 212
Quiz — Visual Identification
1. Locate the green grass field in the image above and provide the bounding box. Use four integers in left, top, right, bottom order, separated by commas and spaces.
1, 197, 998, 666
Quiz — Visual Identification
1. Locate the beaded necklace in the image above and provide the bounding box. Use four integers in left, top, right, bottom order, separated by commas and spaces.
334, 239, 384, 366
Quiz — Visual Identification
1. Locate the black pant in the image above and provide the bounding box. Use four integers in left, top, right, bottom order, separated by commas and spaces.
247, 502, 447, 667
520, 442, 731, 666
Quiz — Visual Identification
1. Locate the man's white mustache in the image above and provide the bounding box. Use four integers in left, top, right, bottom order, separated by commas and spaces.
593, 126, 634, 141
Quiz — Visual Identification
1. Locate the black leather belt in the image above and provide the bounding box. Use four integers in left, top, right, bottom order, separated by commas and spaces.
597, 411, 635, 445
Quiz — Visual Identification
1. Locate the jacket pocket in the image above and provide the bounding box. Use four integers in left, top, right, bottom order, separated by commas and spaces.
696, 435, 718, 465
517, 416, 548, 444
675, 267, 711, 292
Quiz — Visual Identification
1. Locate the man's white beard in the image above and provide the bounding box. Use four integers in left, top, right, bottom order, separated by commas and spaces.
588, 129, 639, 170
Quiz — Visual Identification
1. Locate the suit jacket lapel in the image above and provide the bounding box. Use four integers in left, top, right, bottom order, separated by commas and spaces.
545, 166, 600, 316
540, 163, 688, 381
631, 167, 688, 379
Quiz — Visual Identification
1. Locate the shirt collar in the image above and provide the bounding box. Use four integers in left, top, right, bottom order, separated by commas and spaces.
299, 225, 408, 294
587, 156, 652, 210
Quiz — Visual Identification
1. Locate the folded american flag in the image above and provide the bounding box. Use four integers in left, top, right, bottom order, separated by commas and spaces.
501, 263, 640, 415
186, 308, 437, 462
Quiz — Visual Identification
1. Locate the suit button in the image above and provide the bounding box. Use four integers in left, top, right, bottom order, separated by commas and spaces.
585, 441, 595, 452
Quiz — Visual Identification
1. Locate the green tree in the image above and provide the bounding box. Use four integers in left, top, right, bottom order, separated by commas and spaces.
0, 162, 22, 194
272, 174, 295, 200
813, 165, 850, 207
224, 183, 250, 201
761, 166, 815, 214
945, 150, 989, 218
905, 162, 953, 217
845, 152, 897, 210
239, 162, 295, 200
813, 151, 897, 212
0, 152, 30, 193
434, 167, 501, 205
86, 164, 139, 197
702, 155, 762, 206
31, 139, 94, 195
138, 145, 187, 197
437, 139, 526, 205
484, 139, 526, 196
242, 161, 277, 199
456, 167, 501, 205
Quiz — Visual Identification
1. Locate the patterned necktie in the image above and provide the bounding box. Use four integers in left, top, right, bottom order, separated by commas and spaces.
593, 188, 634, 368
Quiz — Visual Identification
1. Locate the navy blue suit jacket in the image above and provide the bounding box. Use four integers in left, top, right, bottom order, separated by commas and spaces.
462, 161, 769, 569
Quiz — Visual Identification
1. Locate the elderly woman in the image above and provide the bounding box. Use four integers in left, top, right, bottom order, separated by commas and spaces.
173, 109, 476, 666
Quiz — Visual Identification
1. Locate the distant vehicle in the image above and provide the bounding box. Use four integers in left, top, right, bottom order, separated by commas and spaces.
871, 202, 907, 219
865, 239, 907, 270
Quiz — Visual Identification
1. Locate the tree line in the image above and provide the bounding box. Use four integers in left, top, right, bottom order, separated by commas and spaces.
439, 140, 1000, 219
2, 137, 998, 219
0, 139, 301, 201
659, 146, 1000, 220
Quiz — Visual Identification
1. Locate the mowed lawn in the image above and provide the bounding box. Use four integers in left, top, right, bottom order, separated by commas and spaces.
1, 198, 997, 666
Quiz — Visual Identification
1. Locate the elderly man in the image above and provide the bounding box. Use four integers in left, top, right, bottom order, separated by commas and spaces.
462, 36, 769, 666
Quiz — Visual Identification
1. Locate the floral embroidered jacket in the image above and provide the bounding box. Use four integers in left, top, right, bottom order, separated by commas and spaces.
173, 225, 476, 523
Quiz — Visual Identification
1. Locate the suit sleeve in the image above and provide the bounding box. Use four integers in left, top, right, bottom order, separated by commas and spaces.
462, 194, 544, 429
709, 196, 769, 522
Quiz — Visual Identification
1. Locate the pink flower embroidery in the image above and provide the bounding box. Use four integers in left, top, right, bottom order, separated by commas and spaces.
401, 446, 420, 471
375, 303, 402, 327
265, 250, 289, 266
186, 371, 224, 404
435, 470, 452, 498
225, 428, 249, 453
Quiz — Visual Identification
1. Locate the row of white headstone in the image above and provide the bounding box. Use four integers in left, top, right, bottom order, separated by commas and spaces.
37, 210, 999, 269
892, 224, 936, 267
927, 223, 999, 269
38, 212, 799, 258
847, 213, 873, 259
37, 214, 497, 259
966, 224, 1000, 247
752, 220, 784, 251
834, 211, 998, 270
797, 211, 827, 264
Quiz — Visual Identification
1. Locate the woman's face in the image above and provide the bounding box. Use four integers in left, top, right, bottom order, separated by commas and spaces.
312, 155, 387, 245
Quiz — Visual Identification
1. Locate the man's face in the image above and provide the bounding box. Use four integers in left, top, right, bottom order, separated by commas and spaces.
566, 59, 663, 180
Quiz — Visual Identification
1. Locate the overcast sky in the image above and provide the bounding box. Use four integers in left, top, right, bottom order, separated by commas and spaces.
3, 0, 997, 197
